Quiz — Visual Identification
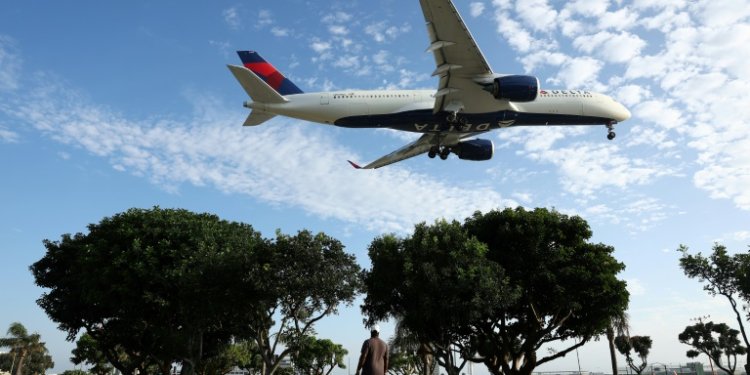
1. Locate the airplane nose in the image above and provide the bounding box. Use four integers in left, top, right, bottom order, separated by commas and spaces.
614, 102, 631, 122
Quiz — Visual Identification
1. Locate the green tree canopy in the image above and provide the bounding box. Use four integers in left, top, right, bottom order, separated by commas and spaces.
31, 207, 272, 375
679, 244, 750, 374
292, 337, 347, 375
463, 208, 629, 375
363, 219, 516, 375
614, 335, 652, 374
241, 230, 362, 375
678, 321, 746, 375
364, 208, 629, 375
70, 333, 114, 375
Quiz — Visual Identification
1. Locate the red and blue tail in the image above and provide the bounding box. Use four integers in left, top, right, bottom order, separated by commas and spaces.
237, 51, 303, 96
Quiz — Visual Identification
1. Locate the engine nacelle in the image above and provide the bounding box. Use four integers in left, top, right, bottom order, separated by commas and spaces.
454, 139, 494, 161
486, 75, 540, 102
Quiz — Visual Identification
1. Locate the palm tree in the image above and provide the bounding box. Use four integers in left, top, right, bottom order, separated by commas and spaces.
0, 322, 49, 375
606, 312, 630, 375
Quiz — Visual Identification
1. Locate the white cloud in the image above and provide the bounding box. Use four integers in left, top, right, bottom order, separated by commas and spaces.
310, 40, 332, 54
470, 2, 486, 17
1, 77, 518, 233
257, 9, 274, 28
271, 27, 290, 37
322, 12, 353, 24
364, 22, 412, 43
0, 125, 19, 143
0, 35, 21, 91
564, 0, 609, 17
554, 57, 603, 88
573, 31, 646, 63
328, 25, 348, 36
515, 0, 558, 32
626, 278, 646, 296
222, 7, 241, 30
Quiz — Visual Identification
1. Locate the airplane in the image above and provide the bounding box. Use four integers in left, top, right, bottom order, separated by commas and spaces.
227, 0, 631, 169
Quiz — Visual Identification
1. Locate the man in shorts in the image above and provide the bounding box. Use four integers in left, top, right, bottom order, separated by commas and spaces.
355, 325, 389, 375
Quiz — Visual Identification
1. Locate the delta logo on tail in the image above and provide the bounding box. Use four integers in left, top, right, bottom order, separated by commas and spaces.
236, 51, 303, 96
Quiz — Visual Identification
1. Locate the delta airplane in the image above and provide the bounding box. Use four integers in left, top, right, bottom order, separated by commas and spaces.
227, 0, 631, 169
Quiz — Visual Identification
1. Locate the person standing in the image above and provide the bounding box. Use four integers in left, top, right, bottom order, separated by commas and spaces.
355, 325, 389, 375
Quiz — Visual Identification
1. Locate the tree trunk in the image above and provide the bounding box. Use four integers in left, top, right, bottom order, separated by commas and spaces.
607, 326, 618, 375
13, 351, 27, 375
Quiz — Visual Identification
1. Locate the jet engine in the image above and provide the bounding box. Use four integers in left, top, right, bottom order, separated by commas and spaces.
485, 75, 540, 102
454, 139, 494, 161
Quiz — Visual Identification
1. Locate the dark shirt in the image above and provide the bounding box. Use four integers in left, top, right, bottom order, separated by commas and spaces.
360, 337, 388, 375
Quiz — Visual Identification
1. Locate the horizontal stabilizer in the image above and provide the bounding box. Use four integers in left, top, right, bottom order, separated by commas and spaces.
227, 64, 287, 104
244, 110, 276, 126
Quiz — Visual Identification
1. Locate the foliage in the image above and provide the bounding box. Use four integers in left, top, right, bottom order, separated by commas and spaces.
292, 337, 347, 375
0, 322, 54, 375
678, 321, 746, 375
363, 219, 515, 375
614, 335, 651, 374
364, 208, 629, 375
31, 207, 271, 375
241, 230, 362, 375
71, 333, 114, 375
678, 244, 750, 374
60, 370, 89, 375
463, 208, 629, 375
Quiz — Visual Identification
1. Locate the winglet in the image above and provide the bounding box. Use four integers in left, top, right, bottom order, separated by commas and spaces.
347, 160, 362, 169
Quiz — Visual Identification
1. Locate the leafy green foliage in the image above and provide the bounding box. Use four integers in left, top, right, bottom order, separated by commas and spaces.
679, 321, 746, 375
364, 208, 629, 375
678, 244, 750, 374
242, 230, 362, 375
292, 337, 347, 375
31, 207, 271, 375
70, 333, 115, 375
614, 335, 651, 374
364, 219, 515, 375
0, 322, 54, 375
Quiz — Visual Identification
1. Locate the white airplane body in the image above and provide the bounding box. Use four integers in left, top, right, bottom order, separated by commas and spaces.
228, 0, 631, 169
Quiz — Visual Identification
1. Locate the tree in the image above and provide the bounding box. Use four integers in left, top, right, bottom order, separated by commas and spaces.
293, 337, 347, 375
678, 321, 746, 375
239, 230, 362, 375
606, 312, 630, 375
31, 207, 272, 375
678, 244, 750, 374
0, 322, 54, 375
60, 371, 89, 375
463, 208, 629, 375
363, 219, 517, 375
70, 333, 114, 375
614, 335, 651, 374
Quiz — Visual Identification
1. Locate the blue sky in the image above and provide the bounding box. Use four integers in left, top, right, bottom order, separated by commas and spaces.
2, 0, 750, 372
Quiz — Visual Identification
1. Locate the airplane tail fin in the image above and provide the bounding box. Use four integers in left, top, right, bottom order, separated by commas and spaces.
227, 64, 287, 104
236, 51, 303, 96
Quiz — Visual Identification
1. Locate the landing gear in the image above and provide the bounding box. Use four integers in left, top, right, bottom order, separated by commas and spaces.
428, 146, 438, 159
427, 145, 452, 160
439, 147, 451, 160
446, 111, 458, 123
606, 122, 617, 140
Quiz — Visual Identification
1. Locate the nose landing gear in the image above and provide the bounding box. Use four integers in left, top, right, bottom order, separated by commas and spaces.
606, 122, 616, 140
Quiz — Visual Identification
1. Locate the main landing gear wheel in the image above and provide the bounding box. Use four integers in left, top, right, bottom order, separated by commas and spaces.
428, 146, 438, 159
439, 147, 451, 160
607, 131, 616, 140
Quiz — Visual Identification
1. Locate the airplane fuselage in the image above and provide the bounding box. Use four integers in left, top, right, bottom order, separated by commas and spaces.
246, 88, 630, 134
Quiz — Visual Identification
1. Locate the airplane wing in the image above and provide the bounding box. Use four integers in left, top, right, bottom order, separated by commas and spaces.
420, 0, 495, 113
348, 133, 475, 169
